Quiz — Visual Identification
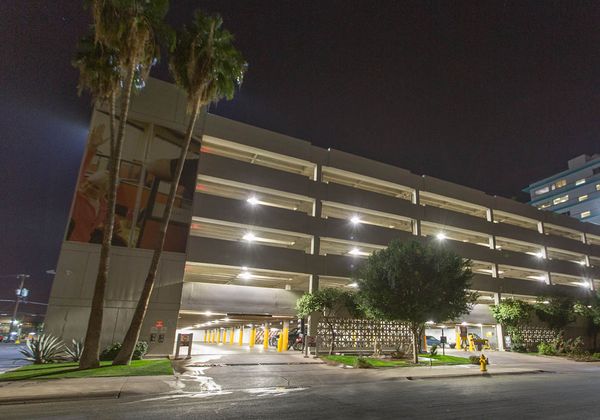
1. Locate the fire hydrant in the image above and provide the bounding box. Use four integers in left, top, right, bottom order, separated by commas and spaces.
479, 354, 488, 372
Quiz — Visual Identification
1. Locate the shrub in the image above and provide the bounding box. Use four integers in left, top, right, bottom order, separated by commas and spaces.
390, 350, 406, 359
64, 339, 84, 362
537, 342, 556, 356
353, 356, 371, 369
429, 344, 438, 356
468, 356, 480, 365
468, 355, 490, 365
566, 337, 585, 356
592, 353, 600, 359
19, 334, 64, 364
100, 341, 148, 361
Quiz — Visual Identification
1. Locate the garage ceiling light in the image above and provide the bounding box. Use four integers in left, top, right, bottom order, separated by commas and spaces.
436, 232, 446, 240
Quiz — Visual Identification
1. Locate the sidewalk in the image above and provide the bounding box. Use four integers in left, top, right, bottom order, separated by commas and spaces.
0, 375, 178, 404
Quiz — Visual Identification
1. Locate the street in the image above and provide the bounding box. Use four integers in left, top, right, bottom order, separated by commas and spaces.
0, 343, 27, 374
3, 345, 600, 419
2, 370, 599, 419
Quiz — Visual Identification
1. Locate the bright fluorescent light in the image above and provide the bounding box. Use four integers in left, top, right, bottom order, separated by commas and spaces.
348, 282, 359, 288
349, 248, 362, 256
436, 232, 446, 240
243, 232, 256, 242
239, 271, 252, 280
247, 196, 260, 205
350, 216, 361, 224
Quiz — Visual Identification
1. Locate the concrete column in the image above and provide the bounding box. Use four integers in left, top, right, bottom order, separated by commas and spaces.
547, 272, 553, 286
494, 293, 505, 351
412, 190, 421, 237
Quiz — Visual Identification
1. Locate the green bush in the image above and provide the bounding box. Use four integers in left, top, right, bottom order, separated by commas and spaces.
353, 356, 371, 369
537, 342, 556, 356
100, 341, 148, 361
429, 344, 438, 356
592, 353, 600, 359
468, 355, 490, 365
19, 334, 64, 364
64, 339, 84, 362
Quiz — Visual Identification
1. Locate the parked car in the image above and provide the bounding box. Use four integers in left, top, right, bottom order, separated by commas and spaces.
426, 336, 441, 347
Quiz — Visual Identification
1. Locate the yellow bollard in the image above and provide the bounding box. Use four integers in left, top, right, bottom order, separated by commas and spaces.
282, 327, 289, 352
210, 330, 213, 344
218, 329, 222, 344
249, 327, 256, 348
239, 327, 244, 346
230, 328, 234, 345
277, 332, 283, 352
264, 327, 269, 350
204, 330, 207, 343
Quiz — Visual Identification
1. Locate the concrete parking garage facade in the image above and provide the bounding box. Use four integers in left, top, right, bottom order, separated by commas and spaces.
45, 79, 600, 355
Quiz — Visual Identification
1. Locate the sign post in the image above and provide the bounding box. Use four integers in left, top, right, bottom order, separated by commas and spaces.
175, 333, 193, 358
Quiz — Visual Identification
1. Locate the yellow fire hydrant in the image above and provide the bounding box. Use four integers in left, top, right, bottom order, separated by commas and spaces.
479, 354, 488, 372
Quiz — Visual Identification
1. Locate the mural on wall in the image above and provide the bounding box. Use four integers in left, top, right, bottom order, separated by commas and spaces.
66, 110, 199, 253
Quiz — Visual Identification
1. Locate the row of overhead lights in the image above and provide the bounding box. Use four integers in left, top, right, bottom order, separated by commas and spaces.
248, 195, 592, 274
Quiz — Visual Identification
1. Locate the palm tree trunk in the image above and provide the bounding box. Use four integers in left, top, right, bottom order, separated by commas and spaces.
79, 64, 136, 370
328, 321, 335, 355
112, 99, 202, 365
411, 325, 420, 364
109, 91, 117, 156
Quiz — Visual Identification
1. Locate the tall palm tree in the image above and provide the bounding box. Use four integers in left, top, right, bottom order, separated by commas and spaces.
113, 10, 246, 365
79, 0, 169, 370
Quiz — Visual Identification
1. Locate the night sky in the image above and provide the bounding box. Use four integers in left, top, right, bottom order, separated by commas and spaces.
1, 1, 599, 306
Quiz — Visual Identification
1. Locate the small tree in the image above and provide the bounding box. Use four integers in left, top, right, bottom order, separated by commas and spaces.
357, 240, 477, 364
490, 298, 533, 351
574, 293, 600, 351
296, 288, 359, 355
534, 296, 576, 333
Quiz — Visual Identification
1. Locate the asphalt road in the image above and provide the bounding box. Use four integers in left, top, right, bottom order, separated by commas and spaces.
0, 344, 28, 374
2, 371, 599, 419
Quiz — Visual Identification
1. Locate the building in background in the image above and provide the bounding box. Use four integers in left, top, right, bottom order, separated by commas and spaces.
44, 79, 600, 355
525, 155, 600, 225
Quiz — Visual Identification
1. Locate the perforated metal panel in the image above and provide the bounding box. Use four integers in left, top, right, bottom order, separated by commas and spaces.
317, 318, 413, 354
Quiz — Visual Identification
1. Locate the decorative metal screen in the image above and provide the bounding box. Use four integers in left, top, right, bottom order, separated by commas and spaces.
317, 318, 413, 354
519, 325, 555, 347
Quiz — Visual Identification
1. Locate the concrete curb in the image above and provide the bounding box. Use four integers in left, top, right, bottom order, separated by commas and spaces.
0, 392, 120, 405
405, 369, 549, 380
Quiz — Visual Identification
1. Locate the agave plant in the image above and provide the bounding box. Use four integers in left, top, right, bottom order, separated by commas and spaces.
19, 334, 65, 364
64, 339, 84, 362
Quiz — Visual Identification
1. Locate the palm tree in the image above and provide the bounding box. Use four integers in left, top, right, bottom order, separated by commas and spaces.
72, 33, 121, 156
79, 0, 169, 370
112, 10, 246, 365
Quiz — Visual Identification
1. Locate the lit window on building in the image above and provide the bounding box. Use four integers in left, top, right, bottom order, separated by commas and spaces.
575, 178, 586, 186
534, 186, 549, 195
581, 211, 591, 219
579, 195, 589, 202
551, 179, 567, 190
553, 195, 569, 205
538, 202, 551, 209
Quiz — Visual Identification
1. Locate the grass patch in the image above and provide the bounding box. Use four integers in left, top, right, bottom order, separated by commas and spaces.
418, 354, 471, 365
0, 359, 173, 381
323, 354, 470, 368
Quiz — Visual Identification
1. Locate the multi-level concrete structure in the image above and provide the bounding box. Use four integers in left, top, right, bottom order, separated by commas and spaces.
45, 79, 600, 355
525, 154, 600, 224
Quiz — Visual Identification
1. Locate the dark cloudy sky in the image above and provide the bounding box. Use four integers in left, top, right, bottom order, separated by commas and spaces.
1, 1, 599, 304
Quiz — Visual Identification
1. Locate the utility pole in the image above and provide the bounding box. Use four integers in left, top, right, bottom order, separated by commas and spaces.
10, 274, 30, 340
